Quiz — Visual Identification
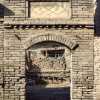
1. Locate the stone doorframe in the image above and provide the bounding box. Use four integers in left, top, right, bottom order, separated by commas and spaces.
23, 34, 78, 100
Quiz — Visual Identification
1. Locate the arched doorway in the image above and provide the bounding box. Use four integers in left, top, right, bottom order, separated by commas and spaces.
24, 34, 77, 100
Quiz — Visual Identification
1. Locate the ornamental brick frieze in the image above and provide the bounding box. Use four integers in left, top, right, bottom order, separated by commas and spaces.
4, 24, 94, 29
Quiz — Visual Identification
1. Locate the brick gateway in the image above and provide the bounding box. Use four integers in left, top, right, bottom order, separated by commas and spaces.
0, 0, 99, 100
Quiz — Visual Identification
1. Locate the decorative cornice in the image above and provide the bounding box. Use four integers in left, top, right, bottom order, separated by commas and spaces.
26, 0, 69, 2
4, 24, 94, 29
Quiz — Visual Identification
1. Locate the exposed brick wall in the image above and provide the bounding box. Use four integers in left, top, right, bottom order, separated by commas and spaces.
4, 0, 26, 18
72, 0, 94, 18
4, 0, 94, 24
0, 21, 4, 100
0, 1, 4, 99
3, 27, 94, 100
72, 29, 94, 100
0, 0, 95, 100
94, 37, 100, 100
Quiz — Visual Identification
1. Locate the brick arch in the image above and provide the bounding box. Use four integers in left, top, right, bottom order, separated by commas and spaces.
24, 34, 78, 50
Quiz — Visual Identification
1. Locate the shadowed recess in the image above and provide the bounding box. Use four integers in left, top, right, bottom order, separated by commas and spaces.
95, 0, 100, 36
0, 3, 14, 17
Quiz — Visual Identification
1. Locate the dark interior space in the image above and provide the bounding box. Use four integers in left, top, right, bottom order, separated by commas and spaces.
0, 3, 14, 17
94, 0, 100, 35
26, 87, 70, 100
25, 49, 70, 100
0, 4, 4, 18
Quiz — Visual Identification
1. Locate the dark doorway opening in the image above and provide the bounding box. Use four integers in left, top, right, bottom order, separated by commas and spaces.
26, 87, 70, 100
25, 55, 70, 100
25, 41, 71, 100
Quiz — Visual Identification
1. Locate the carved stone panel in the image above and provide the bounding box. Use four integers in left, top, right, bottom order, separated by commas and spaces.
30, 2, 71, 20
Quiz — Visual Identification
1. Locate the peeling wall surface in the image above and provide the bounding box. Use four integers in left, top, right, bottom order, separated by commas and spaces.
0, 0, 99, 100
